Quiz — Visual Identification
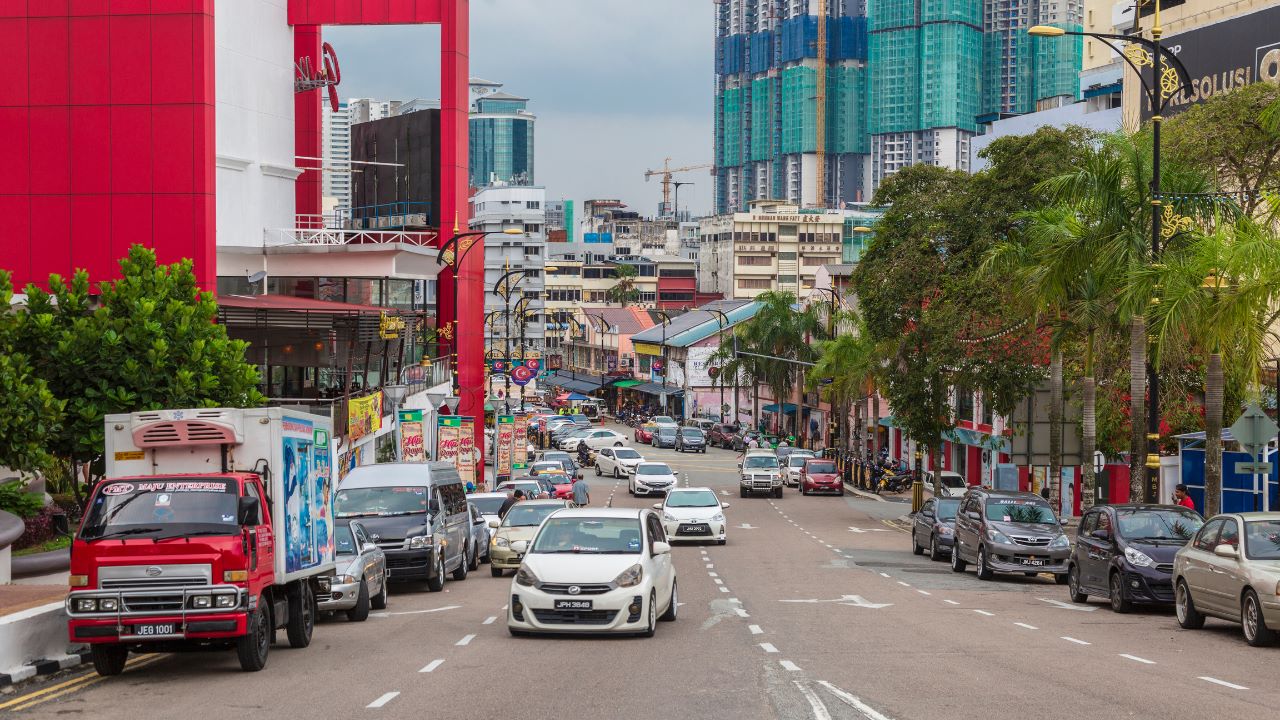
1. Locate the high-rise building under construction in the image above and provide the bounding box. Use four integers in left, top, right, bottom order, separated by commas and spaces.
714, 0, 1083, 212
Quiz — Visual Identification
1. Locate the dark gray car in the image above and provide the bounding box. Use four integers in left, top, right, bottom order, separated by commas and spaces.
951, 488, 1071, 583
675, 427, 707, 453
912, 498, 960, 561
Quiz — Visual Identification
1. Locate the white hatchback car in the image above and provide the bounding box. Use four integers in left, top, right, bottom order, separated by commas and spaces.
783, 451, 816, 487
507, 507, 678, 637
562, 429, 627, 452
596, 446, 646, 478
629, 462, 678, 496
655, 487, 729, 545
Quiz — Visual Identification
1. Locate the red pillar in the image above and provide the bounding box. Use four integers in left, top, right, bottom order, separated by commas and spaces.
294, 25, 322, 227
439, 0, 482, 464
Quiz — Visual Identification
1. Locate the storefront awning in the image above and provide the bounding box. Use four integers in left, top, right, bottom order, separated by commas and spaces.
627, 382, 682, 398
763, 403, 798, 414
944, 427, 1009, 452
612, 379, 643, 388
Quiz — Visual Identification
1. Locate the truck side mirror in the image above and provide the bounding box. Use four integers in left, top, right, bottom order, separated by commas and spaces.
238, 496, 261, 526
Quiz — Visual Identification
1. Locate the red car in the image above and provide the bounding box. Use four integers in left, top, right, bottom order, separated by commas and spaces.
543, 472, 574, 500
634, 426, 654, 443
800, 458, 843, 496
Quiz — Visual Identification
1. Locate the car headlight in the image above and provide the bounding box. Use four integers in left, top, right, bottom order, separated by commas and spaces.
1049, 534, 1070, 549
494, 536, 510, 548
408, 535, 430, 549
99, 598, 119, 612
614, 563, 644, 588
74, 598, 98, 612
515, 566, 539, 587
712, 513, 725, 523
936, 524, 954, 536
986, 527, 1011, 544
334, 574, 357, 584
663, 511, 678, 522
1124, 546, 1154, 567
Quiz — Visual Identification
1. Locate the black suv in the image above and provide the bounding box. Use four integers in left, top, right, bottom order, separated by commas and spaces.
952, 488, 1071, 583
1067, 504, 1203, 612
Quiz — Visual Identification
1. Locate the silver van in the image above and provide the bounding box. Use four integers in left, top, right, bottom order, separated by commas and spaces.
951, 487, 1071, 583
335, 463, 472, 592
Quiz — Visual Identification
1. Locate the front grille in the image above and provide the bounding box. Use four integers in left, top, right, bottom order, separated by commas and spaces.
1010, 535, 1051, 547
387, 556, 430, 571
101, 576, 207, 590
1147, 580, 1174, 601
538, 583, 614, 595
377, 540, 408, 551
532, 609, 618, 625
123, 594, 185, 613
1155, 563, 1174, 573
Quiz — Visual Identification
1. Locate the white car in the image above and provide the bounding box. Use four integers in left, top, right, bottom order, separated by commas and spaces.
935, 471, 968, 498
556, 428, 593, 450
629, 462, 677, 497
562, 429, 627, 452
783, 452, 816, 487
595, 446, 646, 478
467, 492, 508, 530
507, 507, 677, 637
655, 487, 729, 545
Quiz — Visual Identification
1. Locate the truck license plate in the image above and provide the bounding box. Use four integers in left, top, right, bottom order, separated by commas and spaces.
133, 623, 177, 636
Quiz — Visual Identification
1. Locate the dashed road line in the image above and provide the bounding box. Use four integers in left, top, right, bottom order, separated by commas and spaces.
942, 600, 960, 605
916, 590, 931, 596
719, 586, 731, 593
1198, 677, 1248, 690
1014, 622, 1038, 630
973, 610, 995, 617
759, 642, 779, 653
482, 616, 497, 625
879, 572, 891, 578
1119, 654, 1155, 665
779, 660, 802, 672
1060, 636, 1091, 645
896, 581, 911, 587
749, 624, 764, 634
708, 572, 719, 577
419, 659, 445, 673
367, 692, 400, 708
456, 634, 476, 646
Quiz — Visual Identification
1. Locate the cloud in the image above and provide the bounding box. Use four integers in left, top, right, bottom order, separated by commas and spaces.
324, 0, 714, 216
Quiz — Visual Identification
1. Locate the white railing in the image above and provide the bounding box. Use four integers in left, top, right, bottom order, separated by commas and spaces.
265, 227, 440, 247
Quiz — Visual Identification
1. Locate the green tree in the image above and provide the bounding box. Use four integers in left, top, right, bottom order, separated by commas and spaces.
808, 314, 877, 454
737, 291, 823, 439
17, 246, 264, 500
607, 264, 640, 306
0, 272, 63, 476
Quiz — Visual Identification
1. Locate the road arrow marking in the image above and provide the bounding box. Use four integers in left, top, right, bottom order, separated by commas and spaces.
848, 527, 889, 533
377, 605, 461, 617
794, 681, 834, 720
1037, 597, 1098, 612
816, 681, 895, 720
780, 595, 893, 609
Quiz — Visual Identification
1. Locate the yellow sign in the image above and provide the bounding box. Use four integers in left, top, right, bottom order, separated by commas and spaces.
348, 391, 384, 441
379, 313, 406, 339
114, 450, 145, 461
633, 342, 664, 356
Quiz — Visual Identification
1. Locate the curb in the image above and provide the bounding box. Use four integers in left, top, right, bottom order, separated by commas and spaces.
0, 651, 91, 687
842, 482, 887, 502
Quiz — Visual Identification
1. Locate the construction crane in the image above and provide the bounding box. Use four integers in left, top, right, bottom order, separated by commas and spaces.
644, 158, 713, 217
815, 0, 828, 209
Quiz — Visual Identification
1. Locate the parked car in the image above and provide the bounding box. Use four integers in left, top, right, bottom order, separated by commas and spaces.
629, 462, 678, 496
634, 425, 654, 443
655, 487, 728, 545
951, 488, 1070, 583
467, 502, 492, 566
563, 428, 626, 452
319, 520, 388, 621
596, 446, 646, 478
683, 418, 716, 433
707, 423, 740, 448
507, 507, 677, 636
647, 416, 677, 428
553, 427, 591, 448
674, 427, 707, 453
489, 499, 571, 577
799, 457, 842, 496
652, 426, 678, 449
911, 498, 960, 560
935, 471, 968, 498
783, 451, 817, 487
1067, 504, 1203, 613
1174, 512, 1280, 646
739, 450, 783, 498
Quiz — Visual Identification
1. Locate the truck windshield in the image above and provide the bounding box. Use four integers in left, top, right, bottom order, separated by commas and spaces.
335, 487, 430, 518
80, 479, 239, 540
744, 456, 779, 470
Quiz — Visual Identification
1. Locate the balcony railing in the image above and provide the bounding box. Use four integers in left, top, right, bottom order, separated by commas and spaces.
266, 226, 440, 247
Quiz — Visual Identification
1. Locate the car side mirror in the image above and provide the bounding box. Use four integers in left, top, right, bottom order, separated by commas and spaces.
511, 540, 529, 554
362, 542, 379, 554
1213, 543, 1238, 559
488, 520, 500, 529
237, 496, 260, 526
922, 510, 934, 519
429, 499, 440, 516
720, 503, 730, 510
966, 511, 981, 521
651, 541, 671, 556
1091, 529, 1110, 541
652, 503, 663, 510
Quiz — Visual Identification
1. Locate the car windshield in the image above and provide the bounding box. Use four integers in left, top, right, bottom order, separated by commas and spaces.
470, 497, 506, 515
788, 456, 808, 467
652, 416, 674, 425
807, 461, 837, 474
1244, 520, 1280, 559
566, 429, 591, 438
1116, 509, 1203, 541
985, 500, 1057, 524
614, 448, 642, 460
637, 464, 672, 476
502, 503, 566, 528
667, 491, 719, 508
335, 525, 357, 555
532, 463, 560, 473
569, 415, 590, 424
940, 476, 966, 488
934, 499, 960, 520
498, 482, 540, 496
744, 456, 779, 470
531, 517, 644, 554
657, 427, 677, 437
80, 479, 240, 540
680, 428, 704, 438
336, 486, 429, 518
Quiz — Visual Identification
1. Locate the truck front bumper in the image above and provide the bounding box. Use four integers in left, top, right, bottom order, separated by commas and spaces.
69, 612, 248, 643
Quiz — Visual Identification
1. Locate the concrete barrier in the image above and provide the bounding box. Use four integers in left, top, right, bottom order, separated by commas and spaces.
12, 548, 71, 579
0, 601, 78, 677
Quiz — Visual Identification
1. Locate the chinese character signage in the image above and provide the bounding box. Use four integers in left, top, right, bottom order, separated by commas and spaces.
399, 409, 426, 462
496, 415, 515, 480
513, 414, 529, 470
348, 391, 384, 441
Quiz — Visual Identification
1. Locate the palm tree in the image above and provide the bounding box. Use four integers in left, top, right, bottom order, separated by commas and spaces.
742, 291, 824, 439
809, 316, 877, 454
607, 264, 640, 306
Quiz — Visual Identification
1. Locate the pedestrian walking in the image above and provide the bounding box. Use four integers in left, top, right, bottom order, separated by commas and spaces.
571, 475, 590, 508
498, 489, 525, 519
1173, 483, 1196, 511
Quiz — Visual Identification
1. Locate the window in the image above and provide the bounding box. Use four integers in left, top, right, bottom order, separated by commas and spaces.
526, 201, 541, 209
778, 252, 797, 261
1217, 518, 1240, 549
1193, 519, 1224, 552
1079, 512, 1096, 536
778, 275, 797, 285
737, 255, 771, 266
737, 278, 772, 289
243, 481, 264, 525
1096, 512, 1112, 537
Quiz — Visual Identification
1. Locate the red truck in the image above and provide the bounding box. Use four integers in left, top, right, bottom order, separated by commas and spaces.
66, 408, 337, 675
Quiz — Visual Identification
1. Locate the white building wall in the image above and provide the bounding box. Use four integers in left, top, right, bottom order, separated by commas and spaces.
214, 0, 297, 253
471, 185, 548, 353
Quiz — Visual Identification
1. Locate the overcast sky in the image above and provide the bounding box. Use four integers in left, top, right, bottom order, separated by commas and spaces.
325, 0, 715, 217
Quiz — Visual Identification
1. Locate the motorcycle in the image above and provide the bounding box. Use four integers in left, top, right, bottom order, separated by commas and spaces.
879, 471, 914, 494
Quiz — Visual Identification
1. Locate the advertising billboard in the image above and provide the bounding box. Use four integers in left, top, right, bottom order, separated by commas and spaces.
399, 409, 427, 462
496, 415, 515, 479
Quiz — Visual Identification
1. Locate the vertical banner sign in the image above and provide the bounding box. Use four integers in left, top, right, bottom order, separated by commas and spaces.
348, 391, 384, 441
513, 414, 529, 470
496, 415, 515, 480
436, 416, 463, 470
458, 416, 478, 489
399, 410, 426, 463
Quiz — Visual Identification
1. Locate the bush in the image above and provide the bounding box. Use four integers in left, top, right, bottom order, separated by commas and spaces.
15, 506, 60, 550
0, 480, 44, 518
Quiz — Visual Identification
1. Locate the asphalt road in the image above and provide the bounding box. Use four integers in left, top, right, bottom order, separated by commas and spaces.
6, 424, 1279, 719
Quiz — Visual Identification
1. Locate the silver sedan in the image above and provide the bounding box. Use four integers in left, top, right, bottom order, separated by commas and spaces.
320, 520, 388, 621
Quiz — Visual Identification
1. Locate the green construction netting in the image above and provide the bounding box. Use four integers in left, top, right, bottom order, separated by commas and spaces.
781, 65, 817, 154
869, 28, 920, 135
750, 77, 776, 162
722, 87, 744, 167
920, 23, 982, 132
829, 64, 868, 155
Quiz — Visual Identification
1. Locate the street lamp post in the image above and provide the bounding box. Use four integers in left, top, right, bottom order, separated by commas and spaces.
583, 312, 610, 399
1031, 2, 1191, 502
705, 308, 731, 424
653, 310, 673, 415
437, 228, 524, 398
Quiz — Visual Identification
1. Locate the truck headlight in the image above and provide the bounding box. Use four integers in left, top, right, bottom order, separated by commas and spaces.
190, 595, 212, 609
99, 598, 119, 612
69, 574, 89, 588
75, 598, 98, 612
215, 594, 237, 608
408, 535, 429, 549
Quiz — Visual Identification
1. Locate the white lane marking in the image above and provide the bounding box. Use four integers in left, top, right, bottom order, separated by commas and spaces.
896, 581, 911, 587
735, 608, 750, 618
917, 590, 931, 596
1014, 622, 1038, 630
728, 598, 741, 603
1119, 654, 1156, 665
714, 578, 724, 585
879, 572, 891, 578
973, 610, 995, 617
781, 595, 893, 609
367, 692, 400, 708
1060, 636, 1091, 645
816, 681, 895, 720
419, 659, 445, 673
383, 605, 462, 616
456, 634, 476, 646
848, 527, 889, 533
719, 586, 730, 593
794, 681, 834, 720
942, 600, 960, 605
1198, 676, 1248, 690
501, 604, 508, 610
738, 523, 758, 530
1037, 597, 1098, 612
708, 572, 719, 577
749, 624, 763, 635
706, 564, 715, 569
759, 642, 779, 653
482, 616, 497, 625
779, 660, 802, 672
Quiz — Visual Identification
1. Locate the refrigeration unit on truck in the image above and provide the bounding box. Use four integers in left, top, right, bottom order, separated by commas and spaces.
67, 407, 337, 675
